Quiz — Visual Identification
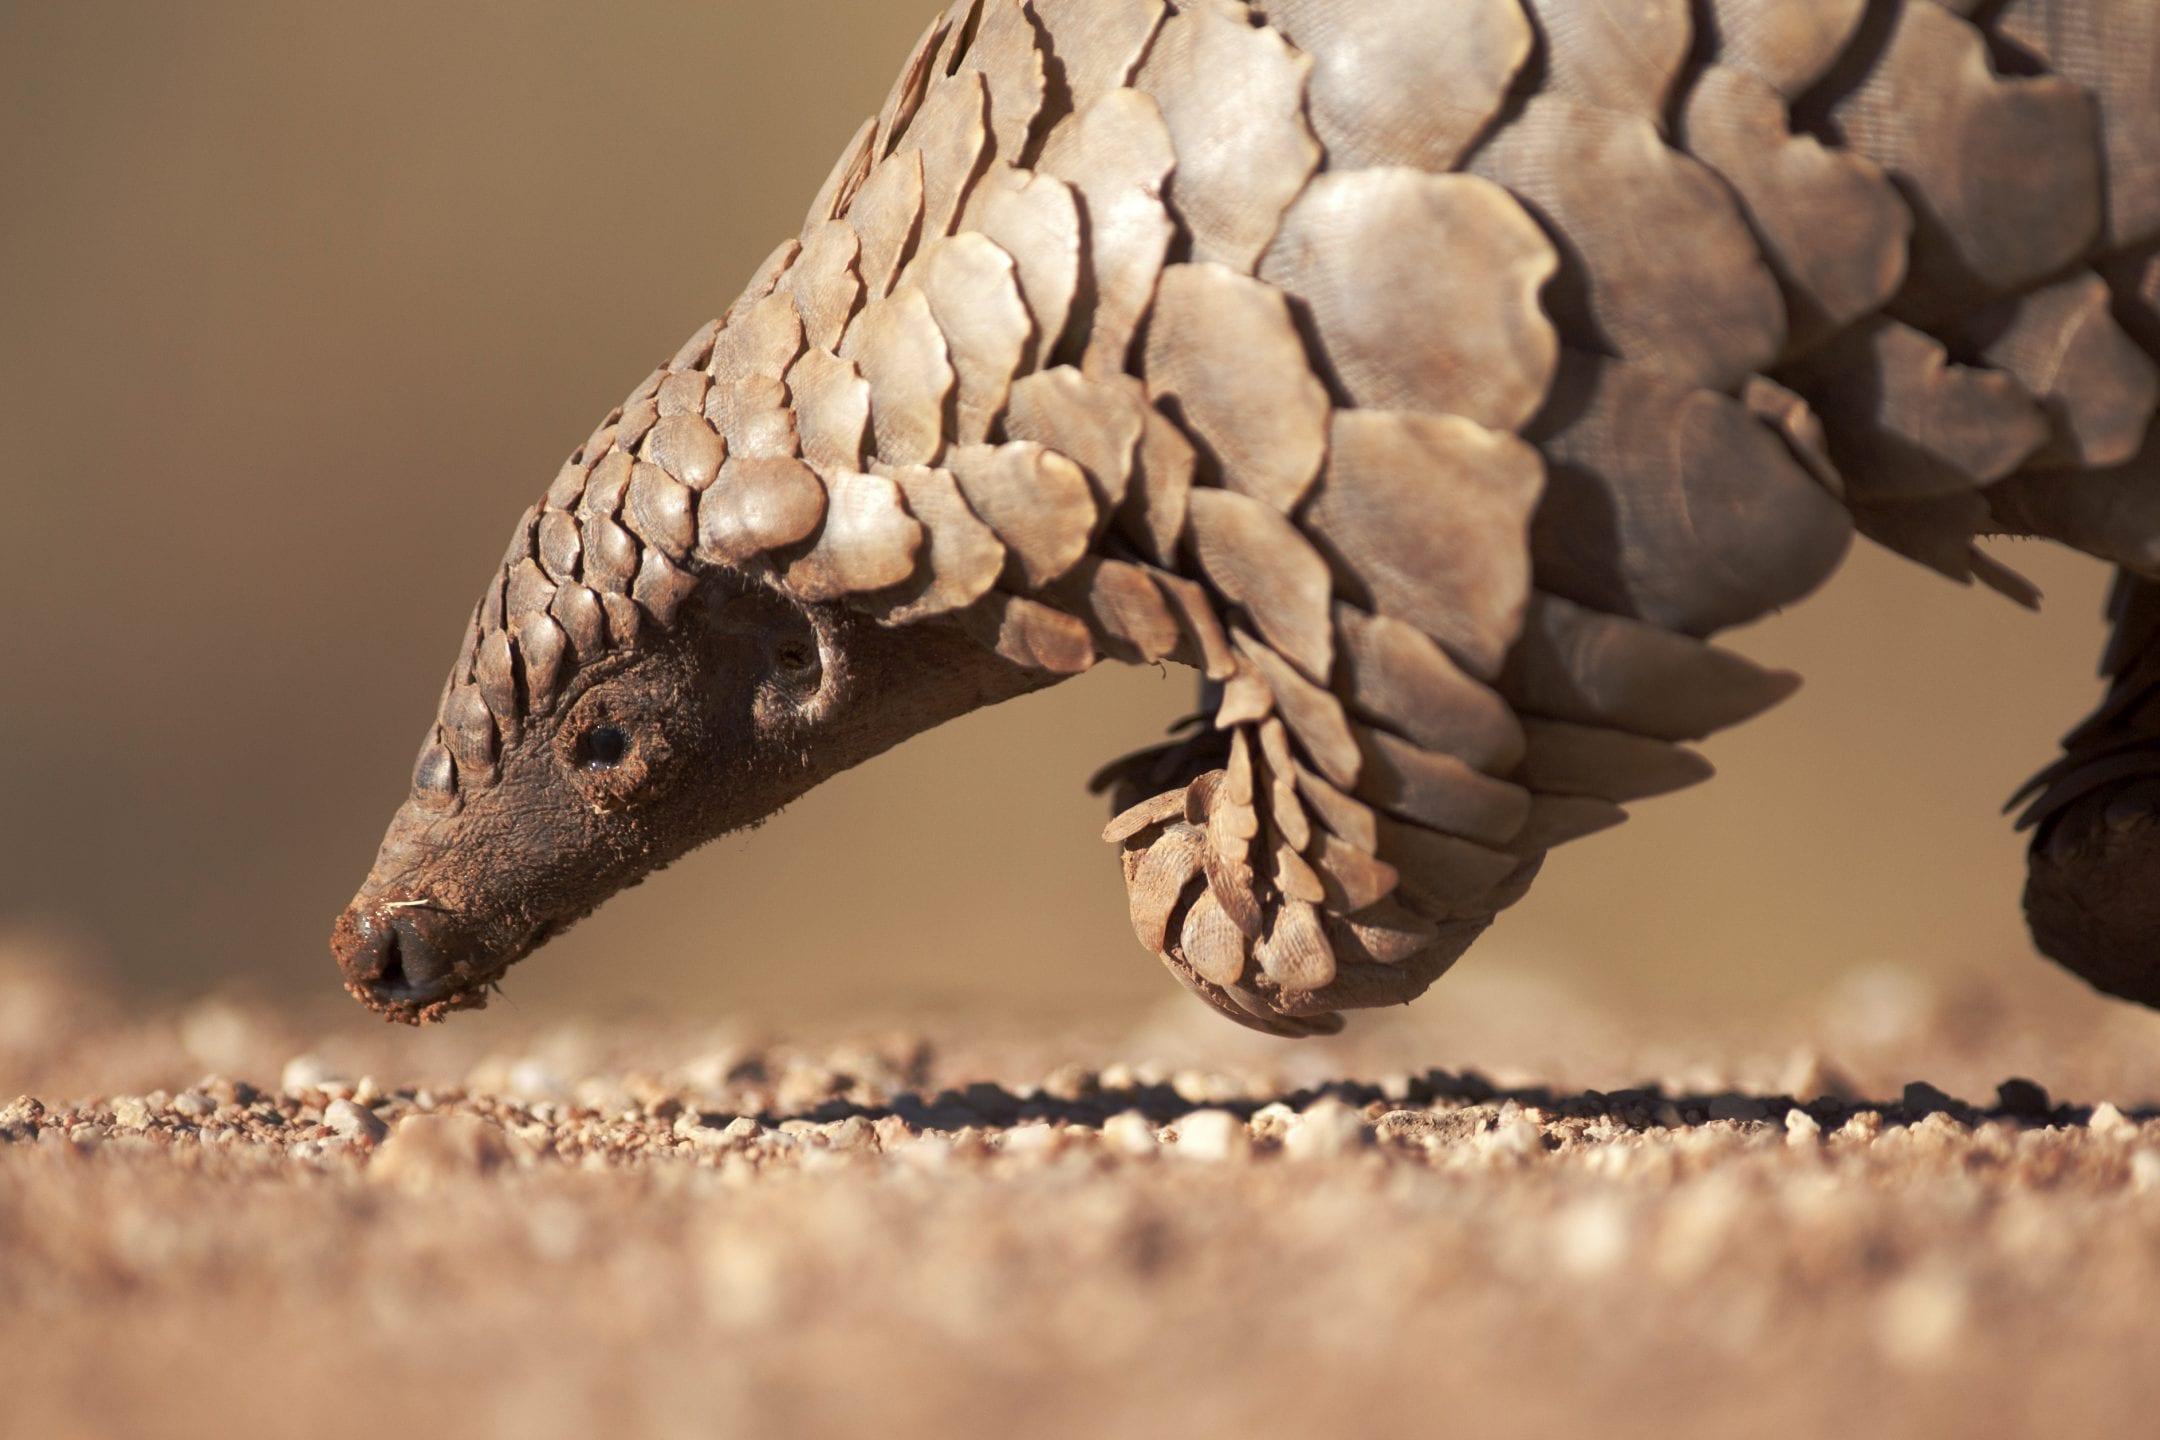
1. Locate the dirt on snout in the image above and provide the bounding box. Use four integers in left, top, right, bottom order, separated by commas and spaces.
3, 949, 2159, 1440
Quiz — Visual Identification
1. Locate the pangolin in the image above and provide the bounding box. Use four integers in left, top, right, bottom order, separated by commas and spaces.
330, 0, 2160, 1035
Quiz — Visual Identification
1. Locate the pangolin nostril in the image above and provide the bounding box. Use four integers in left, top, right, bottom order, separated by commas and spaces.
331, 902, 467, 1001
378, 911, 458, 994
374, 924, 409, 994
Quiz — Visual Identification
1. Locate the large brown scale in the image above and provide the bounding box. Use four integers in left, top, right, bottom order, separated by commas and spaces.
332, 0, 2160, 1035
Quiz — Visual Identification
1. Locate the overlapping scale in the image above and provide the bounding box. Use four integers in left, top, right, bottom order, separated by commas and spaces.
1132, 0, 1320, 272
1811, 0, 2103, 322
1518, 0, 1692, 123
1035, 90, 1177, 378
1468, 95, 1788, 392
1144, 264, 1331, 512
1256, 0, 1530, 172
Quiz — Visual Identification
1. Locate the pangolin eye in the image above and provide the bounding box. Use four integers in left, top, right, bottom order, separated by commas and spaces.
575, 724, 630, 772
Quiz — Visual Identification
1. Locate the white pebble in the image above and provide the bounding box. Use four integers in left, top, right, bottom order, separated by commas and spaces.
1170, 1109, 1248, 1162
1784, 1108, 1822, 1146
1100, 1111, 1160, 1157
506, 1058, 570, 1102
325, 1098, 388, 1146
2090, 1102, 2136, 1138
1285, 1099, 1367, 1161
822, 1115, 877, 1152
999, 1123, 1061, 1158
280, 1054, 346, 1095
1478, 1114, 1545, 1161
110, 1097, 152, 1131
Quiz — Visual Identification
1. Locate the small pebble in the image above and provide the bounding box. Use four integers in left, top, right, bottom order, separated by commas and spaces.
506, 1058, 570, 1102
1477, 1114, 1545, 1160
325, 1098, 388, 1146
2089, 1102, 2136, 1138
370, 1113, 512, 1188
1994, 1077, 2050, 1118
1913, 1110, 1970, 1142
1037, 1064, 1095, 1103
110, 1096, 153, 1131
1784, 1108, 1822, 1146
281, 1054, 346, 1095
1374, 1110, 1445, 1145
1170, 1110, 1248, 1162
172, 1091, 214, 1119
999, 1122, 1061, 1158
1100, 1111, 1159, 1157
1284, 1099, 1367, 1161
1901, 1081, 1961, 1116
823, 1115, 877, 1152
1171, 1070, 1241, 1105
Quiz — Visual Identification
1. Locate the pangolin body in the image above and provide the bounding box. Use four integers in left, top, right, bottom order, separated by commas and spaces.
332, 0, 2160, 1034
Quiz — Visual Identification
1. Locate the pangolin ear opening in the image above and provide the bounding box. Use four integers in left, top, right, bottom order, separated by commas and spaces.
706, 583, 836, 718
768, 611, 830, 711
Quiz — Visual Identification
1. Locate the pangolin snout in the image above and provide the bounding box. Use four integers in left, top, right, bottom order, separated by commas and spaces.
331, 899, 490, 1020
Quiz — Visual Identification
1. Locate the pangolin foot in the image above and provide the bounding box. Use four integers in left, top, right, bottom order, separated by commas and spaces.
2026, 775, 2160, 1010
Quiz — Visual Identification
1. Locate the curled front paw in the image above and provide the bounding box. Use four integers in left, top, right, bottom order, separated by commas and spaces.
1103, 728, 1532, 1036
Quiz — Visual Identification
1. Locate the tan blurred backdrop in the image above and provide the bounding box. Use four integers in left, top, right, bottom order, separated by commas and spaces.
0, 1, 2124, 1032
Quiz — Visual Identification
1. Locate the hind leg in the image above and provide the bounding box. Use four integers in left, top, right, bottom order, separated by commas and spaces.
2020, 572, 2160, 1007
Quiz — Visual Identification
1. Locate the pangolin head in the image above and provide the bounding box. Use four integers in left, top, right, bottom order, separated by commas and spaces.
330, 554, 840, 1022
329, 343, 1042, 1022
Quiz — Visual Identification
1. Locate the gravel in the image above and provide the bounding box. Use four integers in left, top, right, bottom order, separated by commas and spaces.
3, 954, 2159, 1440
322, 1097, 387, 1146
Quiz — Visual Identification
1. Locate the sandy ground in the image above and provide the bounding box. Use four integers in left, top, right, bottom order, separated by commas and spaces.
5, 948, 2160, 1440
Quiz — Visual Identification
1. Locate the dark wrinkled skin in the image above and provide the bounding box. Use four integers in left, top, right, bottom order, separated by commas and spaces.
2026, 773, 2160, 1010
332, 575, 1048, 1022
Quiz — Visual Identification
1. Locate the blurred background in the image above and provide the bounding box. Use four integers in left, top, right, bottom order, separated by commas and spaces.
0, 0, 2126, 1036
